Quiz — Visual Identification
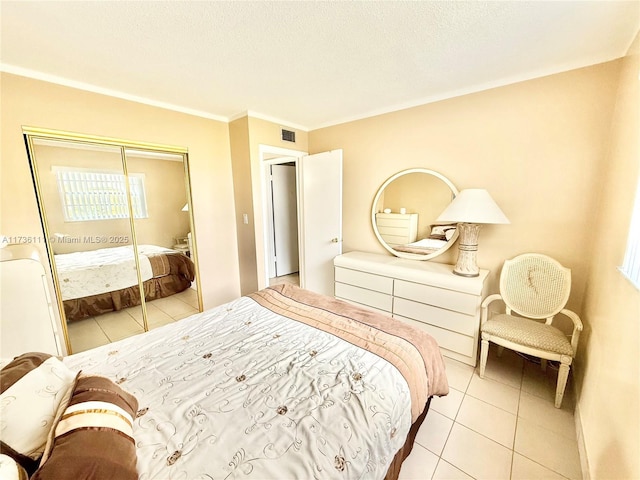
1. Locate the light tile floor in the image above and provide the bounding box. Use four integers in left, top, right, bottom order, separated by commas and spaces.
399, 346, 582, 480
67, 287, 199, 353
269, 272, 300, 286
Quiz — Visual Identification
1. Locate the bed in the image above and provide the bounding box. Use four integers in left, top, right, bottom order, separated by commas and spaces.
55, 245, 195, 322
0, 284, 449, 480
393, 237, 448, 255
393, 225, 457, 255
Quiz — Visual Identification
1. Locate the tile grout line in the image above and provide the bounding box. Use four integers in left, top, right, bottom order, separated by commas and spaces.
441, 360, 520, 479
430, 366, 482, 480
508, 360, 525, 479
407, 353, 580, 480
92, 316, 112, 345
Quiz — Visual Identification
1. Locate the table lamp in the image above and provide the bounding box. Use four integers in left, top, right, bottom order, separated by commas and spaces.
436, 189, 509, 277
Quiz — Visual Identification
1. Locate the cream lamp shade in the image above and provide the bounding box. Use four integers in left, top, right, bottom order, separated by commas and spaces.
436, 189, 509, 277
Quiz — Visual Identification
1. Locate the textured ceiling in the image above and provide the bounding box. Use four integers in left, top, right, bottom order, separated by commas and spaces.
1, 1, 639, 130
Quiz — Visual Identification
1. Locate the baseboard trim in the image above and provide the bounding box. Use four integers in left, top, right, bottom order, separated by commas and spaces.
575, 402, 591, 480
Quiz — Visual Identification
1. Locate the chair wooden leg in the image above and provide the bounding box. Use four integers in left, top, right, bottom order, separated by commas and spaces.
479, 339, 489, 378
541, 359, 548, 372
555, 362, 570, 408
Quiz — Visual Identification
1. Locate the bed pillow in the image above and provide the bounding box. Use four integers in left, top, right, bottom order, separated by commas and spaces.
32, 374, 139, 480
428, 224, 457, 240
0, 352, 78, 474
0, 454, 29, 480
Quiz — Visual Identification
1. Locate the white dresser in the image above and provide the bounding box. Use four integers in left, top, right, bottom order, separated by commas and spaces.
1, 245, 63, 359
374, 213, 418, 247
334, 251, 489, 366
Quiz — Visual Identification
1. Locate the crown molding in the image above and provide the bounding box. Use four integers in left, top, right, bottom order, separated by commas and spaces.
1, 64, 229, 123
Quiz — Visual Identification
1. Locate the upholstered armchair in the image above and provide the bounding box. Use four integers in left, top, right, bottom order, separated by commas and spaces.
479, 254, 583, 408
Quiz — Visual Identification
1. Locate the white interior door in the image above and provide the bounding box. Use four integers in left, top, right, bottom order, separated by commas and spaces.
271, 164, 299, 276
299, 150, 343, 296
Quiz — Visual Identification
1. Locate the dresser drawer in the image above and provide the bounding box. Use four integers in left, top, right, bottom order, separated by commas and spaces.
377, 225, 411, 237
394, 279, 478, 315
335, 267, 393, 294
394, 314, 475, 357
393, 297, 477, 336
334, 282, 392, 312
376, 217, 412, 228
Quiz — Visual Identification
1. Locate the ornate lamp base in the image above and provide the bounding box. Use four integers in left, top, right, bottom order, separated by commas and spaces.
453, 223, 482, 277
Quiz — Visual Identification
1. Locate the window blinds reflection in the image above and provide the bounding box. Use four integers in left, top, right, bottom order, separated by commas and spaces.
54, 167, 148, 221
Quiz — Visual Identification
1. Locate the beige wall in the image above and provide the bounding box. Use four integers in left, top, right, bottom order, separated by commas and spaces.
309, 61, 622, 325
578, 35, 639, 479
0, 73, 240, 322
31, 144, 189, 254
125, 155, 190, 250
229, 116, 257, 295
229, 115, 308, 295
309, 58, 638, 477
30, 143, 132, 254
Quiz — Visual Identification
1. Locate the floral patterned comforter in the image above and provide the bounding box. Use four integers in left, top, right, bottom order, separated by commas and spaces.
64, 286, 447, 480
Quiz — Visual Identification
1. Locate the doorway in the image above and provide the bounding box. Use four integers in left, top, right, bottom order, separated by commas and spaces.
257, 145, 342, 296
259, 146, 306, 290
266, 160, 300, 287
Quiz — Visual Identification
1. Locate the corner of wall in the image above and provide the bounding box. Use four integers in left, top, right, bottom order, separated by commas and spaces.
229, 115, 259, 295
574, 402, 591, 480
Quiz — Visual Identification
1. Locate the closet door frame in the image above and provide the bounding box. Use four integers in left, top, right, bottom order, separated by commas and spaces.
23, 126, 201, 354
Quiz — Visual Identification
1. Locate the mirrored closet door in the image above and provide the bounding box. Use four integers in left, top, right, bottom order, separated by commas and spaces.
24, 128, 202, 354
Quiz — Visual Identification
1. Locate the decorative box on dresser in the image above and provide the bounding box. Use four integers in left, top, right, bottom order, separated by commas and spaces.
333, 251, 489, 367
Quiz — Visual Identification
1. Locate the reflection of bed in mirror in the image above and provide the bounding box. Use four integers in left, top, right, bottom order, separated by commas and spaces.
393, 238, 447, 254
23, 128, 202, 352
372, 169, 459, 260
56, 245, 195, 322
393, 224, 457, 255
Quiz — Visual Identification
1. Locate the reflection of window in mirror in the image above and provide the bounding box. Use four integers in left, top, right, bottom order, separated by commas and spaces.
54, 167, 149, 221
25, 129, 202, 355
34, 141, 132, 255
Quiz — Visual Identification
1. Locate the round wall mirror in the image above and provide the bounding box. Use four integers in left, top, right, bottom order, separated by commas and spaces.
371, 168, 459, 260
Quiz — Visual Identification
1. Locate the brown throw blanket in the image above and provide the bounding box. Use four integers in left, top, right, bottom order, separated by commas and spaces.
249, 284, 449, 422
147, 253, 172, 277
147, 252, 195, 280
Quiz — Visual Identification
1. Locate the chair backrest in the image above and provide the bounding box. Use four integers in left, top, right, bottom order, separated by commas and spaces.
499, 254, 571, 319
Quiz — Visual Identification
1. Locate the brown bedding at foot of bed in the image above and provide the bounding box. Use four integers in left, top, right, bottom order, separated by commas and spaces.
384, 398, 432, 480
250, 284, 449, 421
